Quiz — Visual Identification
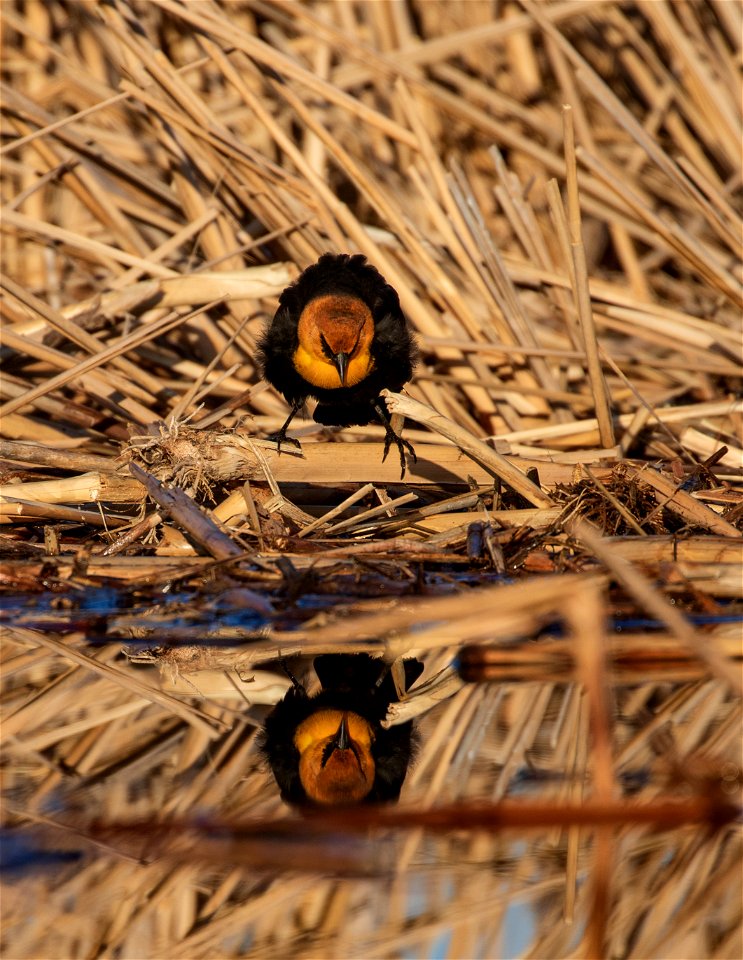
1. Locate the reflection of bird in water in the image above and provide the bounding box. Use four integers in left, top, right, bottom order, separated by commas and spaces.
260, 654, 424, 806
258, 253, 417, 476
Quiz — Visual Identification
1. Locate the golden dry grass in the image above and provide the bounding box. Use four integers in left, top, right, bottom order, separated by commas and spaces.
1, 2, 741, 959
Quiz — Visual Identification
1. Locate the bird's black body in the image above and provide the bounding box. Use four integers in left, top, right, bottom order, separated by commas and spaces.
260, 654, 424, 807
257, 254, 417, 473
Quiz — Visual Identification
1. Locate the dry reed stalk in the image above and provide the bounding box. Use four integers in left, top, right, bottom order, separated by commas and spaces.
383, 390, 555, 506
5, 626, 225, 738
561, 106, 616, 449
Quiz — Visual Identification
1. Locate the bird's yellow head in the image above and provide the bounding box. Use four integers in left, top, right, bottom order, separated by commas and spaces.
294, 709, 375, 805
293, 294, 375, 389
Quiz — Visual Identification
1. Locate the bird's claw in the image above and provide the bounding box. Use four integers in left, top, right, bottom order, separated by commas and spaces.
382, 425, 417, 480
267, 430, 302, 455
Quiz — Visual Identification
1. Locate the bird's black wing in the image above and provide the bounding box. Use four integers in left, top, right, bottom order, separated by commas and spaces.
369, 722, 420, 802
259, 686, 313, 805
367, 659, 423, 801
367, 286, 417, 394
256, 300, 309, 407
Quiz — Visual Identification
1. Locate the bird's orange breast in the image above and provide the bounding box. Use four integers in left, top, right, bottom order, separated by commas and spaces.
294, 709, 376, 805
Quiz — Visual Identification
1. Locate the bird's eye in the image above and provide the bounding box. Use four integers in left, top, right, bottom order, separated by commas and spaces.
320, 740, 336, 768
320, 334, 335, 360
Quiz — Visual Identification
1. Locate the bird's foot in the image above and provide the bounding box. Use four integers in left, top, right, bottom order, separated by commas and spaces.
381, 423, 417, 479
267, 429, 302, 455
280, 658, 306, 695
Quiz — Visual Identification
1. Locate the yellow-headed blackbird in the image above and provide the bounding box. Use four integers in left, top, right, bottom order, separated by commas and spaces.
258, 253, 417, 476
260, 654, 423, 806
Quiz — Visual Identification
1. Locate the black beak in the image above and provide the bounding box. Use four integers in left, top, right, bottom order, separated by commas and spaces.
320, 713, 367, 779
333, 351, 349, 386
332, 713, 350, 751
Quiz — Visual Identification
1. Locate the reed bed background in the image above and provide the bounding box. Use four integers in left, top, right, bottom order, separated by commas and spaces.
1, 1, 741, 958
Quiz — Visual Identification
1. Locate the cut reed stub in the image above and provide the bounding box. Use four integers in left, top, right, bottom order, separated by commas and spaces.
455, 639, 743, 685
457, 644, 571, 684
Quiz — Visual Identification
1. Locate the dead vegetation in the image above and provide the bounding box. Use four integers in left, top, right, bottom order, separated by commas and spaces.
1, 1, 741, 958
